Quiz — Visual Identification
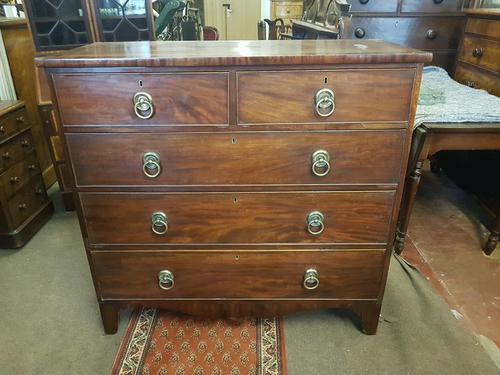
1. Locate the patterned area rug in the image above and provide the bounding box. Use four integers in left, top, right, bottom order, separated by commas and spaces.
111, 309, 286, 375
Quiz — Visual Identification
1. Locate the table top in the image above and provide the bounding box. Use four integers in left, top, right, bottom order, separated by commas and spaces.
36, 39, 432, 68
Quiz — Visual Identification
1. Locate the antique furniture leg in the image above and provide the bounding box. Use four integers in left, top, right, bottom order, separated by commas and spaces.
99, 302, 119, 335
395, 127, 430, 254
485, 216, 499, 255
353, 302, 381, 335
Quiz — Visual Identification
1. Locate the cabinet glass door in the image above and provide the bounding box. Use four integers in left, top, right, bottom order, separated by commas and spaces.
94, 0, 153, 41
24, 0, 93, 51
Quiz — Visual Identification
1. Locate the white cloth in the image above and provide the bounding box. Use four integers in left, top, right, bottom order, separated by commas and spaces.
414, 66, 500, 128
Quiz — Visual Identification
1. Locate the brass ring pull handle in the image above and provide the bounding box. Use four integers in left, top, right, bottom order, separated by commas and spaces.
314, 88, 335, 117
143, 152, 161, 178
158, 270, 174, 290
311, 150, 331, 177
133, 92, 154, 120
151, 211, 169, 235
306, 211, 325, 235
303, 268, 320, 290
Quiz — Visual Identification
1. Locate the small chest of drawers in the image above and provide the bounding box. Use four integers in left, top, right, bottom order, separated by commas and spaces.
38, 40, 431, 335
455, 8, 500, 96
0, 101, 53, 248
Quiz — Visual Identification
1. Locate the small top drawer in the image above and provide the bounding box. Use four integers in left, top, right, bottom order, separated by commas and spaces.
237, 69, 415, 124
401, 0, 461, 13
465, 18, 500, 39
0, 108, 27, 142
458, 35, 500, 72
349, 0, 398, 13
53, 73, 229, 126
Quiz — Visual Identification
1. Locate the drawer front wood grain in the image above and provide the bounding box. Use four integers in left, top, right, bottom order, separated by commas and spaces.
81, 191, 395, 246
67, 131, 405, 187
53, 73, 229, 126
351, 17, 464, 50
0, 108, 26, 142
0, 131, 34, 173
237, 69, 414, 124
458, 35, 500, 72
455, 63, 500, 96
92, 250, 385, 299
465, 18, 500, 39
401, 0, 461, 13
8, 177, 47, 228
349, 0, 398, 13
0, 154, 40, 199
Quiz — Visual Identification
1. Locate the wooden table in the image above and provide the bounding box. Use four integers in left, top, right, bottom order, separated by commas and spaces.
395, 123, 500, 256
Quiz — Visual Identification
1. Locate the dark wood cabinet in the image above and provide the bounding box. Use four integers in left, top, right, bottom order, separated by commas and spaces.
349, 0, 466, 73
0, 101, 54, 248
37, 40, 430, 335
22, 0, 154, 51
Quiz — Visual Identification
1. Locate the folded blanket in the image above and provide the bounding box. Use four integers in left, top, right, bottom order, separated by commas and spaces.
414, 66, 500, 128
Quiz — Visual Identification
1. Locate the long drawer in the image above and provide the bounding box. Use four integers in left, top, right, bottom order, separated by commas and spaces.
67, 131, 405, 187
351, 17, 464, 51
53, 72, 229, 126
81, 191, 395, 246
237, 69, 414, 124
92, 250, 385, 299
458, 35, 500, 73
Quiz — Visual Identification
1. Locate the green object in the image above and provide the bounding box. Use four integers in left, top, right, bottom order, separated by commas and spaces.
155, 0, 186, 38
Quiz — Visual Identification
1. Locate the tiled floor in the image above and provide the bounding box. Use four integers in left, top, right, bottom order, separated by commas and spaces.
402, 163, 500, 347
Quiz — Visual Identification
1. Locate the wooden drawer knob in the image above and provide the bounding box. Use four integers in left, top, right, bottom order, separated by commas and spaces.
10, 176, 20, 184
303, 268, 320, 290
306, 211, 325, 235
472, 48, 484, 58
18, 203, 27, 210
0, 126, 5, 134
16, 116, 25, 123
21, 139, 31, 148
158, 270, 174, 290
151, 211, 169, 235
426, 29, 438, 40
354, 27, 366, 39
2, 152, 10, 160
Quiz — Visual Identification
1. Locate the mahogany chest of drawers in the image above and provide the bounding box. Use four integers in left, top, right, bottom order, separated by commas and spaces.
350, 0, 465, 73
454, 8, 500, 96
37, 40, 431, 334
0, 100, 53, 248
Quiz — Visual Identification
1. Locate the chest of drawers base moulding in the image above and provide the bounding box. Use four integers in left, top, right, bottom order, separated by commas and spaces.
36, 40, 432, 335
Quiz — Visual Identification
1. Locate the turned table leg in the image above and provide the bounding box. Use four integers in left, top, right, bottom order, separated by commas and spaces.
99, 302, 119, 334
395, 160, 424, 254
485, 216, 499, 255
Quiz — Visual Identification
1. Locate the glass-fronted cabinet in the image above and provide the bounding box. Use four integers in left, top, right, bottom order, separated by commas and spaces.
93, 0, 153, 42
23, 0, 94, 51
23, 0, 154, 51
